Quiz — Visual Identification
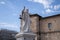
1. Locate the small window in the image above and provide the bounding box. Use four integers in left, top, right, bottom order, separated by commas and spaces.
33, 39, 35, 40
24, 38, 26, 40
48, 23, 52, 30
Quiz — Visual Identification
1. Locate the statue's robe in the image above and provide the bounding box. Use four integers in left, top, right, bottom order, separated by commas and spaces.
21, 12, 31, 33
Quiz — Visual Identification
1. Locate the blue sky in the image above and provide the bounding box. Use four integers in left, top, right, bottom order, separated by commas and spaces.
0, 0, 60, 32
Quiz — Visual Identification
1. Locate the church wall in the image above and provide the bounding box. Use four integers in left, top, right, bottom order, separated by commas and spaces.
40, 16, 60, 32
30, 16, 40, 33
30, 14, 60, 40
40, 32, 60, 40
40, 15, 60, 40
30, 15, 40, 40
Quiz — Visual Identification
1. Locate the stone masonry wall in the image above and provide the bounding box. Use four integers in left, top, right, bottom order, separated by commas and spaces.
40, 15, 60, 40
30, 15, 40, 40
40, 16, 60, 32
30, 15, 40, 33
40, 32, 60, 40
30, 14, 60, 40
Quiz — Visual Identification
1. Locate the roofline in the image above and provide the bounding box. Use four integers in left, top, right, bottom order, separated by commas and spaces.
43, 14, 60, 19
30, 14, 42, 18
30, 14, 60, 19
19, 13, 60, 19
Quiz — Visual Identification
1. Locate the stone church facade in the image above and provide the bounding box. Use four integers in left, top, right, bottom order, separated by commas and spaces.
30, 14, 60, 40
20, 8, 60, 40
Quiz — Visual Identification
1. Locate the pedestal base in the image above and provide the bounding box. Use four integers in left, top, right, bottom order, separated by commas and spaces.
16, 33, 36, 40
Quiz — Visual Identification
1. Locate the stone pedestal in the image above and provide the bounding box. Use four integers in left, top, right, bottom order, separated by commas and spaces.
16, 33, 36, 40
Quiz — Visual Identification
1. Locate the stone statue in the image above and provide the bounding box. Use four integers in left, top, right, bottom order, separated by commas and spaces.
16, 7, 36, 40
20, 7, 31, 33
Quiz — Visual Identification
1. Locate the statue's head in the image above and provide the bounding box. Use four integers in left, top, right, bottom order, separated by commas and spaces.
22, 6, 29, 13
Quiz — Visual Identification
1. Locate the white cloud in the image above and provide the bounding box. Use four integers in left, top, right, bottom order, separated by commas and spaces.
27, 0, 55, 14
45, 9, 53, 13
0, 1, 5, 5
28, 0, 60, 14
54, 5, 60, 11
0, 22, 20, 31
27, 0, 54, 9
45, 8, 60, 14
45, 5, 60, 14
0, 22, 18, 28
0, 0, 18, 11
45, 9, 51, 13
